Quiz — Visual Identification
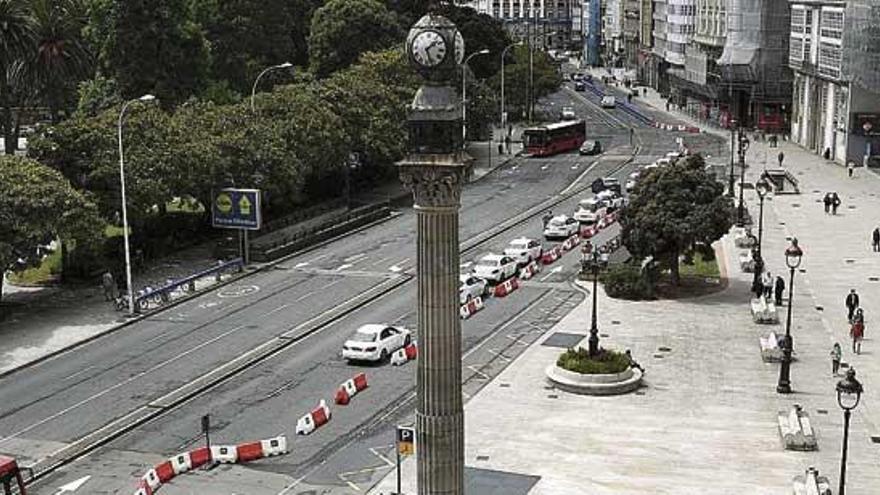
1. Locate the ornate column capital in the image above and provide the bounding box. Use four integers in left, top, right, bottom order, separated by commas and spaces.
399, 161, 465, 209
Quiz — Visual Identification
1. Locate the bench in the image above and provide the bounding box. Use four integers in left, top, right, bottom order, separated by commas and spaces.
791, 467, 831, 495
739, 251, 756, 272
751, 296, 779, 324
778, 404, 818, 451
759, 331, 784, 362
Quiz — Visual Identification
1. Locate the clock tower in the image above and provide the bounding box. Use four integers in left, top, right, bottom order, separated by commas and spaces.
398, 12, 469, 495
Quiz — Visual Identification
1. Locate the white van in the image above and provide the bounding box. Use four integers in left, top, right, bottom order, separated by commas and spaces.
601, 95, 616, 108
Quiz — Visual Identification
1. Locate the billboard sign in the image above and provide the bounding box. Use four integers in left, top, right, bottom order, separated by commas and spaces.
212, 188, 261, 230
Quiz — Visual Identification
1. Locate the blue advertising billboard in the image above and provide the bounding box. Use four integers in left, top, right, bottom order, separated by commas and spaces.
212, 188, 261, 230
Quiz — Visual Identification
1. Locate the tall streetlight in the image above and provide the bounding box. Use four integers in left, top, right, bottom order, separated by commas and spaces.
737, 131, 750, 227
585, 246, 607, 357
250, 62, 293, 112
836, 368, 863, 495
755, 178, 770, 261
117, 94, 157, 316
462, 49, 490, 147
728, 119, 737, 197
776, 237, 803, 394
500, 41, 524, 129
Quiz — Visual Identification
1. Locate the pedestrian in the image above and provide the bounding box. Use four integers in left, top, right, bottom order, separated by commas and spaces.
542, 210, 553, 229
831, 192, 841, 215
498, 142, 503, 155
850, 317, 864, 354
830, 343, 842, 375
847, 161, 855, 178
762, 270, 773, 299
774, 275, 785, 306
778, 151, 785, 167
846, 289, 860, 323
873, 227, 880, 252
504, 135, 511, 154
824, 148, 832, 160
101, 271, 116, 301
625, 349, 644, 372
823, 193, 832, 214
629, 127, 634, 146
666, 100, 671, 112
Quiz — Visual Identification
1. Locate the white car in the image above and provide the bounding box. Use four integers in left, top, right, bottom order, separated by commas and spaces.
666, 150, 684, 160
543, 215, 580, 239
504, 237, 543, 266
653, 157, 673, 167
561, 106, 576, 120
574, 198, 607, 225
625, 179, 637, 193
601, 95, 616, 108
597, 190, 626, 210
342, 324, 411, 362
459, 274, 488, 304
472, 254, 519, 283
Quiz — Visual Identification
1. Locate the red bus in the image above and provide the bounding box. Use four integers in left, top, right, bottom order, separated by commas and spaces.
523, 120, 586, 157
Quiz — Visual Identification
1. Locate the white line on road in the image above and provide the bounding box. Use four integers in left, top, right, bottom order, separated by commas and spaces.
307, 253, 332, 264
62, 366, 95, 381
487, 349, 512, 362
344, 253, 368, 263
369, 256, 390, 267
262, 304, 290, 318
336, 263, 354, 271
293, 262, 309, 269
0, 323, 250, 447
560, 159, 600, 195
466, 365, 490, 380
539, 266, 564, 282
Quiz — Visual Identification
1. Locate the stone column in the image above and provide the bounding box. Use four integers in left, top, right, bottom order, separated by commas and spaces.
400, 162, 465, 495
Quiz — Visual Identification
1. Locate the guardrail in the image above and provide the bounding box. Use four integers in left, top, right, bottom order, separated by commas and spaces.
132, 258, 244, 313
582, 81, 654, 126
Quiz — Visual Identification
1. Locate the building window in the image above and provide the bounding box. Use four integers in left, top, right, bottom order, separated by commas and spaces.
820, 9, 844, 41
818, 41, 841, 79
790, 36, 804, 66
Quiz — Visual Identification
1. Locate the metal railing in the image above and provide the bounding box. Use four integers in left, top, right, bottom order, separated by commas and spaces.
130, 258, 244, 313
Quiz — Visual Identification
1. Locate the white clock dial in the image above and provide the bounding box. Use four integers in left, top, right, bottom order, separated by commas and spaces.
411, 30, 447, 67
454, 31, 465, 65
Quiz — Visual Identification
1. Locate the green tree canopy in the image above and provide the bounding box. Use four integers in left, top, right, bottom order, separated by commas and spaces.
437, 4, 510, 80
489, 45, 562, 122
90, 0, 210, 106
0, 155, 101, 301
308, 0, 402, 78
619, 154, 733, 285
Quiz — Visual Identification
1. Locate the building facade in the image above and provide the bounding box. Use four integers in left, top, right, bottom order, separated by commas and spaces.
650, 0, 670, 94
789, 0, 880, 166
637, 0, 654, 84
622, 0, 641, 69
466, 0, 576, 49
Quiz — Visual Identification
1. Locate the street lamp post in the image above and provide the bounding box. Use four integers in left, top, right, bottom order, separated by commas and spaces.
728, 120, 737, 197
737, 131, 750, 227
250, 62, 293, 112
117, 94, 157, 316
587, 247, 607, 357
462, 49, 490, 147
836, 368, 863, 495
500, 41, 523, 129
777, 238, 803, 394
755, 178, 769, 261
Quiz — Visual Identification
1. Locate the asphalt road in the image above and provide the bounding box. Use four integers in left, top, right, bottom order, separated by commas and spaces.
7, 88, 726, 494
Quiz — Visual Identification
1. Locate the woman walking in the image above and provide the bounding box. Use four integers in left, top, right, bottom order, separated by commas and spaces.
850, 316, 865, 354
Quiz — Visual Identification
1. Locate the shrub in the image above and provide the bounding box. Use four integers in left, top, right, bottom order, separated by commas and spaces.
600, 262, 655, 300
557, 347, 630, 375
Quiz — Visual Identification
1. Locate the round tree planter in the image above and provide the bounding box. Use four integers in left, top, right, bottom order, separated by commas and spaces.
545, 364, 643, 396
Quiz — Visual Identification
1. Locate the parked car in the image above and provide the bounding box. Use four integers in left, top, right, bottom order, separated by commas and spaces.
544, 215, 580, 239
601, 95, 616, 108
600, 177, 622, 194
597, 189, 626, 210
472, 254, 518, 283
573, 198, 606, 225
574, 81, 585, 92
459, 274, 488, 304
504, 237, 543, 266
342, 324, 411, 362
561, 106, 576, 120
579, 140, 602, 155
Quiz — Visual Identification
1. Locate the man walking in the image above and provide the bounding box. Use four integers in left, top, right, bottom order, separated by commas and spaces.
823, 193, 832, 214
831, 192, 841, 215
847, 161, 855, 178
762, 271, 773, 299
542, 210, 553, 229
102, 271, 116, 302
846, 289, 860, 323
778, 151, 785, 167
774, 275, 785, 306
873, 227, 880, 252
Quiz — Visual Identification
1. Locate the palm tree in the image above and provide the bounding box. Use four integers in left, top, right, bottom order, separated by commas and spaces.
25, 0, 93, 123
0, 0, 33, 154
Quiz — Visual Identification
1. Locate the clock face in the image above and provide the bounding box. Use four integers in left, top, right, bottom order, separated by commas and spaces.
454, 31, 465, 65
411, 30, 447, 68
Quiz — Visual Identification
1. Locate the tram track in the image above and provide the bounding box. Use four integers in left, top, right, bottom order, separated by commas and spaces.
22, 119, 650, 487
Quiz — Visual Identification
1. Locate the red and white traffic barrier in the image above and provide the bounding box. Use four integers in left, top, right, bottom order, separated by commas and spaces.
602, 212, 618, 227
580, 225, 597, 238
296, 399, 331, 435
189, 446, 212, 469
460, 296, 485, 319
211, 445, 238, 464
141, 469, 161, 492
567, 234, 581, 248
518, 261, 540, 280
260, 436, 289, 457
494, 277, 520, 298
392, 342, 418, 366
335, 372, 369, 405
541, 246, 561, 265
135, 479, 153, 495
169, 452, 193, 475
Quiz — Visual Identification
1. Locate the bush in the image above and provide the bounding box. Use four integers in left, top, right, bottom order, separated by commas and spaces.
557, 347, 630, 375
600, 263, 655, 300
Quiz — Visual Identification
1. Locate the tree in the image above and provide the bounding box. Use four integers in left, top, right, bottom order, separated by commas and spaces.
0, 155, 101, 309
437, 4, 510, 80
92, 0, 210, 106
489, 45, 562, 122
0, 0, 33, 154
24, 0, 94, 123
619, 154, 733, 286
308, 0, 402, 78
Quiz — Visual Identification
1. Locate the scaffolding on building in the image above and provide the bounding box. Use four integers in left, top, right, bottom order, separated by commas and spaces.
717, 0, 793, 105
842, 0, 880, 92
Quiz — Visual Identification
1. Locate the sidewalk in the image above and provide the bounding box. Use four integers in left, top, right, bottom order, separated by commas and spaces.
0, 135, 521, 375
369, 109, 880, 494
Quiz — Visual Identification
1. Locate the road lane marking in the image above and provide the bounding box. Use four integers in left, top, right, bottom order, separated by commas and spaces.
307, 253, 331, 263
369, 256, 390, 267
466, 365, 490, 380
262, 304, 290, 317
63, 366, 95, 381
344, 253, 368, 263
294, 262, 309, 269
539, 266, 564, 282
487, 349, 512, 362
319, 279, 344, 291
0, 323, 250, 447
336, 263, 354, 271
